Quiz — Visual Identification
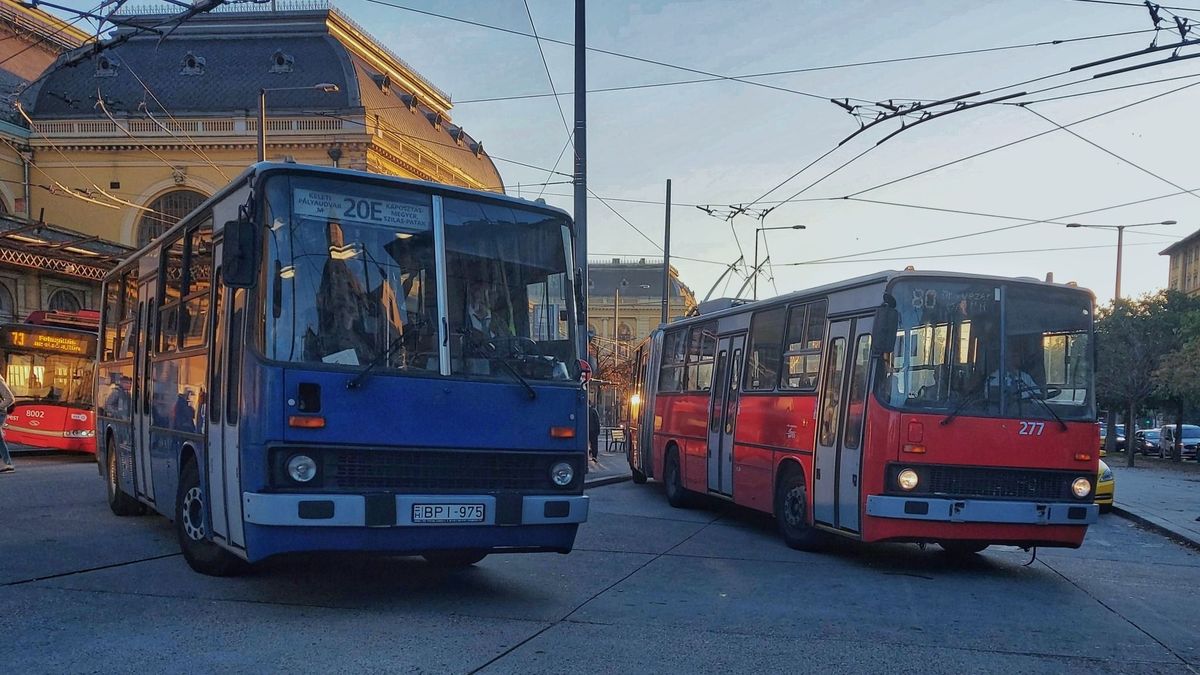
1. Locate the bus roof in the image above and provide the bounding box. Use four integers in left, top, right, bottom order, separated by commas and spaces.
108, 162, 574, 279
659, 269, 1095, 333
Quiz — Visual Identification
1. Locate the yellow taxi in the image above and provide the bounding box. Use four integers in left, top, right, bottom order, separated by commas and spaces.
1095, 459, 1114, 513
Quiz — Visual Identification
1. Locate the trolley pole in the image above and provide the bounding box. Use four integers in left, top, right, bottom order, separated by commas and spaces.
661, 179, 671, 326
573, 0, 589, 363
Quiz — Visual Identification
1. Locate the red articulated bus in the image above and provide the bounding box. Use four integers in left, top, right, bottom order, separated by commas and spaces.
0, 310, 100, 453
626, 271, 1098, 555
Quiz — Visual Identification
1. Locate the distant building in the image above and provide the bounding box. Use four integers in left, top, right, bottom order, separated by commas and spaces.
587, 257, 696, 425
1160, 229, 1200, 296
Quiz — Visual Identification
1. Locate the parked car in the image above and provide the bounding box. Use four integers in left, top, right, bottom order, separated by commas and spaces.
1095, 459, 1114, 513
1158, 424, 1200, 459
1135, 429, 1161, 456
1099, 424, 1126, 452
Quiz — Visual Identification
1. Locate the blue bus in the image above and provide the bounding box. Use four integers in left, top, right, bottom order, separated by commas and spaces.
96, 163, 589, 575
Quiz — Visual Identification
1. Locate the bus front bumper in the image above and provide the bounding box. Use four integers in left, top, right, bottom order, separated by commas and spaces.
865, 495, 1098, 525
242, 492, 589, 527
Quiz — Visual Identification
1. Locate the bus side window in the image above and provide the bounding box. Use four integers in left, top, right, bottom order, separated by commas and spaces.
102, 279, 120, 360
657, 330, 686, 393
745, 307, 785, 391
781, 299, 826, 391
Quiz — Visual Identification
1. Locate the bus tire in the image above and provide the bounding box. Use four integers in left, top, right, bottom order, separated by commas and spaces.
663, 447, 696, 508
105, 437, 142, 517
176, 460, 248, 577
423, 551, 488, 567
631, 466, 648, 484
775, 466, 824, 552
939, 542, 989, 557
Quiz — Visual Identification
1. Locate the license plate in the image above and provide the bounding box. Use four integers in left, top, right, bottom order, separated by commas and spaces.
412, 503, 485, 524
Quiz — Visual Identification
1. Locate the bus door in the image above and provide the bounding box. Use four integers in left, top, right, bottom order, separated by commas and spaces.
206, 261, 246, 550
132, 282, 156, 503
813, 316, 873, 533
707, 333, 744, 496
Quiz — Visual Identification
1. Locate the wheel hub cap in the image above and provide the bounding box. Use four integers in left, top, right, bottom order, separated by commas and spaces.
784, 487, 805, 527
182, 486, 204, 541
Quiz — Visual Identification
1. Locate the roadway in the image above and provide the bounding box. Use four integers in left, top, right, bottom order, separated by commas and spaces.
1, 454, 1197, 673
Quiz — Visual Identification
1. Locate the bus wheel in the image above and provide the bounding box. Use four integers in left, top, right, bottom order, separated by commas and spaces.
176, 460, 248, 577
939, 542, 989, 557
663, 447, 695, 508
631, 466, 648, 484
106, 438, 143, 517
423, 550, 488, 567
774, 467, 824, 552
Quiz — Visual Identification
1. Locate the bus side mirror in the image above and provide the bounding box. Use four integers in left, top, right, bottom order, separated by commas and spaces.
871, 305, 899, 356
223, 218, 260, 289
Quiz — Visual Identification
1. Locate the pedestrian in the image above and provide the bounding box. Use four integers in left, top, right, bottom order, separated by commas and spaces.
0, 372, 15, 473
588, 405, 601, 463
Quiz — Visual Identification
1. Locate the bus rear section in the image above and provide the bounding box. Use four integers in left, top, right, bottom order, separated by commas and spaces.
97, 164, 589, 575
631, 272, 1098, 554
0, 321, 98, 453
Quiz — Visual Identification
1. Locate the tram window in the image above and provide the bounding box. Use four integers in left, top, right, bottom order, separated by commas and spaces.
745, 307, 786, 391
686, 322, 717, 392
781, 300, 826, 391
658, 329, 687, 392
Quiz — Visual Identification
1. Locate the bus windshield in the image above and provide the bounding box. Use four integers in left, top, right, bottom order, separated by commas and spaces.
881, 280, 1093, 422
265, 175, 576, 382
1, 344, 95, 407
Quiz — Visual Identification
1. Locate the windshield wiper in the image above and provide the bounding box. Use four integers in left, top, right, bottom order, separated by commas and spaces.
940, 392, 983, 426
346, 335, 407, 390
1010, 382, 1068, 431
459, 329, 537, 400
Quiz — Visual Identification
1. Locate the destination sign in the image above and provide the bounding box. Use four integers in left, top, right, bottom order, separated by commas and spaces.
293, 188, 431, 231
4, 329, 95, 356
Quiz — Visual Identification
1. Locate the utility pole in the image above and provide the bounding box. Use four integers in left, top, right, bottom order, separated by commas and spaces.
661, 179, 671, 325
573, 0, 588, 363
613, 287, 620, 360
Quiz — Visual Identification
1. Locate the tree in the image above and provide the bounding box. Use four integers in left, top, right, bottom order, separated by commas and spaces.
1154, 310, 1200, 460
1095, 291, 1200, 467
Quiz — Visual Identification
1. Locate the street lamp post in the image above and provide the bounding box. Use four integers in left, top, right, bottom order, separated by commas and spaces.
753, 224, 804, 300
258, 83, 340, 163
1065, 220, 1177, 300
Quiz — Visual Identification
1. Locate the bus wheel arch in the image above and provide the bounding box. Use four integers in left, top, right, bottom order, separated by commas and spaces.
774, 461, 825, 552
663, 442, 697, 508
175, 447, 248, 576
105, 431, 142, 516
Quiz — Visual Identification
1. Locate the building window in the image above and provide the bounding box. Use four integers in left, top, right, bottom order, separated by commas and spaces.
618, 322, 633, 342
48, 289, 81, 312
137, 189, 205, 247
0, 282, 13, 322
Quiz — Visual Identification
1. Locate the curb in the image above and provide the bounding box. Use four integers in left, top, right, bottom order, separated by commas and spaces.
1111, 505, 1200, 552
585, 474, 632, 489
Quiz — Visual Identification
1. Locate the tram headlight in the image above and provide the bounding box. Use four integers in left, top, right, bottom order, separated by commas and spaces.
551, 461, 574, 487
287, 454, 318, 483
1071, 477, 1092, 498
896, 468, 920, 491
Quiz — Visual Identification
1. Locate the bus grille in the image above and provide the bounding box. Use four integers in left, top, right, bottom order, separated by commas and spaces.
325, 449, 571, 491
924, 466, 1073, 501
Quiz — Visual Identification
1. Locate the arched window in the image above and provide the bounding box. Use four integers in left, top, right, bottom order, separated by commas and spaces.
48, 289, 81, 312
618, 322, 633, 342
137, 189, 205, 247
0, 283, 13, 322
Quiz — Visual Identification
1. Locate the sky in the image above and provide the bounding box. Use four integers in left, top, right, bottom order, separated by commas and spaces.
70, 0, 1200, 305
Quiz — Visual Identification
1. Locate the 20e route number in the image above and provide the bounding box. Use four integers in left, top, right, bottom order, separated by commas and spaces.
1018, 421, 1045, 436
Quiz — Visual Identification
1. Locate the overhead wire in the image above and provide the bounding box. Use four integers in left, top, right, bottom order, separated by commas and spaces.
778, 241, 1161, 265
792, 185, 1200, 266
1020, 105, 1200, 200
361, 0, 835, 102
836, 77, 1200, 201
521, 0, 574, 198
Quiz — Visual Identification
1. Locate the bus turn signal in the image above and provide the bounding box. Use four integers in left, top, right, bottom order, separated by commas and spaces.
289, 415, 326, 429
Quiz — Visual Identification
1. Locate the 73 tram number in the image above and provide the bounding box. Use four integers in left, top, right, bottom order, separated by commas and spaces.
1018, 421, 1045, 436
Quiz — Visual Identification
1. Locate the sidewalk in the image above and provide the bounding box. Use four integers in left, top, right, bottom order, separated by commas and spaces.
1109, 460, 1200, 549
585, 447, 632, 488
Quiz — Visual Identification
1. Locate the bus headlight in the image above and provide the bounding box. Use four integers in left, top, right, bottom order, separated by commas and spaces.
897, 468, 920, 491
1071, 477, 1092, 498
287, 454, 318, 483
551, 461, 574, 487
630, 394, 641, 407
